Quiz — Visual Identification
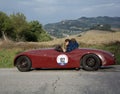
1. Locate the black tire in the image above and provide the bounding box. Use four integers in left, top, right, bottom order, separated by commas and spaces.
16, 56, 32, 72
81, 54, 101, 71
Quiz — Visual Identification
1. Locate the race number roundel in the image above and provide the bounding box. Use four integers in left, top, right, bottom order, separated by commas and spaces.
57, 54, 68, 66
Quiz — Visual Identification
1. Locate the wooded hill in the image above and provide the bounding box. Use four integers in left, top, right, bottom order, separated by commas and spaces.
44, 16, 120, 38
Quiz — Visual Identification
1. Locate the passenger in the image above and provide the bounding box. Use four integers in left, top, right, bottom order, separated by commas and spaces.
64, 38, 79, 52
71, 38, 79, 49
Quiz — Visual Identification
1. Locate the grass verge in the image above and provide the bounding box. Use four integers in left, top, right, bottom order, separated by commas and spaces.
0, 48, 23, 68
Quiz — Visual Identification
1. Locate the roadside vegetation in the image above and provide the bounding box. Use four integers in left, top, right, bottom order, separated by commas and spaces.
0, 11, 52, 42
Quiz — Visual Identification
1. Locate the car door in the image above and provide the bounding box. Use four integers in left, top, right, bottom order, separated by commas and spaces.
48, 49, 80, 68
32, 49, 80, 68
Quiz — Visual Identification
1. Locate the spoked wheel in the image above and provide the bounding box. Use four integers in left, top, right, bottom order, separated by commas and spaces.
16, 56, 32, 72
81, 54, 101, 71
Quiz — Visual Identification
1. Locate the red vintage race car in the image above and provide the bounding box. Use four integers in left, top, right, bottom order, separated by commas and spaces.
14, 48, 116, 72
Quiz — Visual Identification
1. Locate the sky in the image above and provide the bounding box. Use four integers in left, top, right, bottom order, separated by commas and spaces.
0, 0, 120, 24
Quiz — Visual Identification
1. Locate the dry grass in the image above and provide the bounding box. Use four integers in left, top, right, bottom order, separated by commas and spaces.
41, 30, 120, 46
0, 30, 120, 49
76, 30, 120, 45
37, 30, 120, 46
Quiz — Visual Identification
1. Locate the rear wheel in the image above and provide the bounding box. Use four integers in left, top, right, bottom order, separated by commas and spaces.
16, 56, 32, 72
81, 54, 101, 71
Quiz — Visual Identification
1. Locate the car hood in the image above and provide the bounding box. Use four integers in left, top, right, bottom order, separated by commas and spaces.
78, 48, 114, 56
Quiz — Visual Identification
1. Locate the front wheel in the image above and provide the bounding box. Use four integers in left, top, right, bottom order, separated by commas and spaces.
81, 54, 101, 71
16, 56, 32, 72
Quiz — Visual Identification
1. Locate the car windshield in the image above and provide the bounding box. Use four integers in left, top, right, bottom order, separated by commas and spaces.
55, 45, 63, 52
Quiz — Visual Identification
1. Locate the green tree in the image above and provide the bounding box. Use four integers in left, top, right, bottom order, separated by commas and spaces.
19, 30, 38, 42
0, 11, 14, 40
29, 20, 52, 41
0, 11, 52, 42
10, 13, 29, 41
29, 20, 42, 33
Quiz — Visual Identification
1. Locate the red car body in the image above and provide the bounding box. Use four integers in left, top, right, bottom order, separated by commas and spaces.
14, 48, 116, 71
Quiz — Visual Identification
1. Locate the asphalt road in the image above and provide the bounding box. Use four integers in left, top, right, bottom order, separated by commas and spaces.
0, 65, 120, 94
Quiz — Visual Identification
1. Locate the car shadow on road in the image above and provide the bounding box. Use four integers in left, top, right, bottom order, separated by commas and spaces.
32, 68, 76, 71
30, 66, 120, 72
98, 66, 120, 72
100, 66, 114, 69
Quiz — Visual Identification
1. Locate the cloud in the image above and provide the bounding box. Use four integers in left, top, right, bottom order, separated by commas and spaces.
0, 0, 120, 24
79, 2, 120, 16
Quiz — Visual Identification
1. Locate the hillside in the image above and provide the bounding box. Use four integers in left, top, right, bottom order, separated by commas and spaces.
44, 16, 120, 38
1, 30, 119, 48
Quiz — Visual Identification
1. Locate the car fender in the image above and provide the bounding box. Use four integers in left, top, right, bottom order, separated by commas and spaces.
80, 52, 104, 66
